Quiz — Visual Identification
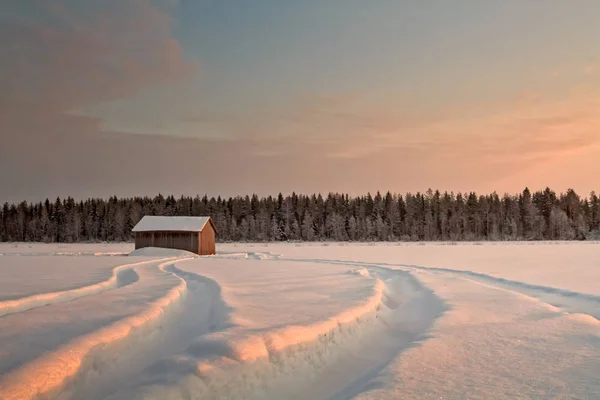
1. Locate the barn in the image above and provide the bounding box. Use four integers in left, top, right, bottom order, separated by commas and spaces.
131, 216, 217, 255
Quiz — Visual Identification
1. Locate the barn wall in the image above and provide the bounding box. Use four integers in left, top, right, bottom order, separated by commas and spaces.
135, 231, 199, 254
199, 224, 216, 255
135, 232, 153, 250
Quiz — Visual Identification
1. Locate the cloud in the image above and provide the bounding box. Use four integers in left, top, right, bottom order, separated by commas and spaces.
174, 84, 600, 189
229, 87, 600, 165
0, 0, 199, 202
0, 109, 429, 203
182, 83, 600, 195
0, 0, 194, 113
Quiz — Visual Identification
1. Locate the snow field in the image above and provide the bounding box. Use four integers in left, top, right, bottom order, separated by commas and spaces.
0, 242, 598, 399
0, 242, 132, 256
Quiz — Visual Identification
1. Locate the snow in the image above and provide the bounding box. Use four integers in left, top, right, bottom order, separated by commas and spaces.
231, 241, 600, 296
0, 257, 129, 302
128, 247, 199, 258
353, 271, 600, 400
131, 216, 212, 232
0, 242, 132, 256
0, 242, 598, 399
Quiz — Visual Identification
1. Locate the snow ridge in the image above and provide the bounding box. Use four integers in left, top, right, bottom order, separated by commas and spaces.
0, 249, 445, 400
104, 262, 444, 400
0, 258, 174, 317
0, 258, 193, 400
102, 278, 386, 399
406, 264, 600, 320
291, 257, 600, 321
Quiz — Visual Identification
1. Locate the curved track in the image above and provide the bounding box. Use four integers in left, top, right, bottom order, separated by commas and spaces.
0, 258, 174, 317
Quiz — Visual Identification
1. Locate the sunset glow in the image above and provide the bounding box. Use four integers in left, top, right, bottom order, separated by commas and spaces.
2, 1, 599, 202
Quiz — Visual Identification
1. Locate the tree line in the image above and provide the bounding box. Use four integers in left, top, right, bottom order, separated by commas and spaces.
1, 188, 600, 243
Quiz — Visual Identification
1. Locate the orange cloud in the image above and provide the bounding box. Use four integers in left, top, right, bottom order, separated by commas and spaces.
226, 86, 600, 165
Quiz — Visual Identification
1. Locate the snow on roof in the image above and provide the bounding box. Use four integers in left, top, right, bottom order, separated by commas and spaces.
131, 216, 213, 233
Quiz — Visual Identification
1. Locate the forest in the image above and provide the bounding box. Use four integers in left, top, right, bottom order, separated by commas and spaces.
1, 188, 599, 243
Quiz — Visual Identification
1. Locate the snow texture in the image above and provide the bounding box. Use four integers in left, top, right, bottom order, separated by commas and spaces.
128, 247, 199, 258
131, 216, 212, 232
0, 242, 598, 400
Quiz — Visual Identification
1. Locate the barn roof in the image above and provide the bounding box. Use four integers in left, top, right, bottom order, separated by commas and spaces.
132, 216, 215, 233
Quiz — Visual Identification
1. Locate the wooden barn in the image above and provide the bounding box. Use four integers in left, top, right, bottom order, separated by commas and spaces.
132, 216, 217, 255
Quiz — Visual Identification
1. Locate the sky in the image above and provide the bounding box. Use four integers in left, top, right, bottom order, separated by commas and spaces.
1, 0, 599, 203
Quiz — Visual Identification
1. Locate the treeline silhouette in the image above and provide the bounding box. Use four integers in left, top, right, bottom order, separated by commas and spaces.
1, 188, 599, 243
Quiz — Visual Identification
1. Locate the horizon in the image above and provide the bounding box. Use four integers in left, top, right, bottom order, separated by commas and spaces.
3, 185, 599, 207
2, 1, 600, 203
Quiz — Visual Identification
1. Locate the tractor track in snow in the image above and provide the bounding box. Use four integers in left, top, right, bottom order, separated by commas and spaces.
0, 258, 177, 318
62, 262, 233, 400
284, 257, 600, 321
123, 253, 447, 400
0, 257, 204, 400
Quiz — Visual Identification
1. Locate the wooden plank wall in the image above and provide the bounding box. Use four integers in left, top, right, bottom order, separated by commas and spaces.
135, 231, 199, 254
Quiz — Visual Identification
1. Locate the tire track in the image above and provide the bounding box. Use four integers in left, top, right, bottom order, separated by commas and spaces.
63, 263, 233, 400
284, 257, 600, 321
103, 262, 446, 400
0, 258, 193, 400
0, 258, 175, 318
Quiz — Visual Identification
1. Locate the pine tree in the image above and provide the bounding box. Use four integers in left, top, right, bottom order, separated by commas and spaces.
301, 212, 315, 241
0, 187, 597, 243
